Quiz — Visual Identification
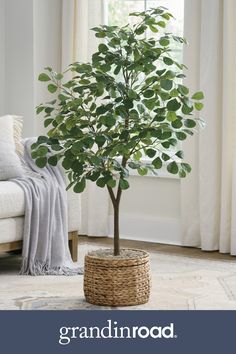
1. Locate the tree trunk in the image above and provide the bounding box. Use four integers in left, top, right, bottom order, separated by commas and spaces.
113, 201, 120, 256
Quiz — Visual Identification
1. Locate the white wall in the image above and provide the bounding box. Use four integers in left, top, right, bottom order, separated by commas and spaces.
0, 0, 5, 115
109, 175, 181, 244
5, 0, 35, 136
2, 0, 62, 136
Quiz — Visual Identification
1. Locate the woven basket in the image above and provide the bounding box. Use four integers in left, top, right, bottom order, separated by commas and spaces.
84, 248, 151, 307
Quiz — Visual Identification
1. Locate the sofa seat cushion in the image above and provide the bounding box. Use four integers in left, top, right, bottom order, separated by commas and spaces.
0, 182, 25, 219
0, 181, 81, 232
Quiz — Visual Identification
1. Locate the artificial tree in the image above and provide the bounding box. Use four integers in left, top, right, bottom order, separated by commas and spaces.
32, 7, 204, 257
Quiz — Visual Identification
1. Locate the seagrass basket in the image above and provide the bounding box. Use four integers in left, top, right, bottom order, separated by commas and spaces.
84, 248, 151, 306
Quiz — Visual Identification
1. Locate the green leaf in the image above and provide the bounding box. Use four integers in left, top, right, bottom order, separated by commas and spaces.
167, 99, 181, 112
100, 64, 111, 73
128, 89, 137, 99
165, 70, 175, 79
178, 84, 189, 95
58, 94, 68, 102
138, 167, 148, 176
176, 150, 184, 159
134, 151, 142, 161
95, 135, 106, 147
181, 163, 192, 173
172, 119, 183, 129
48, 84, 57, 93
98, 43, 108, 53
179, 169, 187, 178
176, 131, 187, 140
161, 131, 172, 140
96, 105, 108, 115
90, 156, 101, 166
152, 157, 162, 169
143, 98, 156, 110
157, 21, 166, 28
73, 178, 86, 193
161, 79, 173, 91
48, 155, 58, 166
182, 104, 193, 115
44, 118, 53, 128
194, 102, 204, 111
167, 111, 177, 122
37, 136, 48, 144
169, 138, 178, 146
167, 161, 178, 174
31, 151, 38, 159
114, 65, 121, 75
107, 179, 116, 188
143, 90, 155, 98
51, 144, 62, 151
88, 171, 100, 182
128, 161, 140, 169
192, 91, 204, 100
170, 89, 179, 97
36, 106, 44, 114
38, 73, 50, 82
55, 73, 63, 80
163, 57, 173, 66
95, 31, 106, 38
146, 149, 156, 158
35, 157, 47, 168
162, 153, 170, 161
71, 160, 83, 174
71, 142, 83, 155
119, 179, 130, 190
104, 115, 116, 127
184, 119, 196, 128
45, 107, 54, 114
124, 99, 133, 109
96, 177, 106, 188
79, 79, 90, 85
62, 158, 72, 170
37, 146, 48, 156
135, 25, 147, 35
156, 69, 166, 76
137, 104, 145, 114
149, 25, 158, 33
159, 38, 170, 46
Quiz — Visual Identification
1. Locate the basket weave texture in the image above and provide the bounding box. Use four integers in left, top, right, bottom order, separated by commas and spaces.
84, 248, 151, 306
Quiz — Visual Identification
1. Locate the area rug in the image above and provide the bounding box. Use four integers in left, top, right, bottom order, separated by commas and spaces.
0, 242, 236, 310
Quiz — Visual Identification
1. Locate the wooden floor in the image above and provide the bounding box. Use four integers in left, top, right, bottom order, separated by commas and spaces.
79, 235, 235, 261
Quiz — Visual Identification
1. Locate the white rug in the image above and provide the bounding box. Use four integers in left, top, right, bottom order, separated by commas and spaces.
0, 243, 236, 310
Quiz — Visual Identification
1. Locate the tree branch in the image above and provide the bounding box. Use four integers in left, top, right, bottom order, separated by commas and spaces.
107, 185, 116, 206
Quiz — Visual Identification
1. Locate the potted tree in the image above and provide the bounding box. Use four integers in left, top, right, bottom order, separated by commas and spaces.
32, 7, 204, 306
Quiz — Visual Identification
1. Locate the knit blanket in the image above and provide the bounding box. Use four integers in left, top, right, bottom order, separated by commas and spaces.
12, 138, 83, 276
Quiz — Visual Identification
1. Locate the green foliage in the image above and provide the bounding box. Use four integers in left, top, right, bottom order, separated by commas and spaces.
33, 7, 204, 193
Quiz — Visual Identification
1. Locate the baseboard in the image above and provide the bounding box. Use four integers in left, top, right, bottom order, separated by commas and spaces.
108, 214, 182, 245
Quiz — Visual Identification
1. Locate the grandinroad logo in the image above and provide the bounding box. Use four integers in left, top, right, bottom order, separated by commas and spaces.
59, 320, 177, 345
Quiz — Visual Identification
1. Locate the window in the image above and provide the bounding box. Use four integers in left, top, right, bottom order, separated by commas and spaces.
106, 0, 184, 63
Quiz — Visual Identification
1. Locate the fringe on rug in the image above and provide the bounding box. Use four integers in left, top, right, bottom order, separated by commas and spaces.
20, 258, 84, 276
